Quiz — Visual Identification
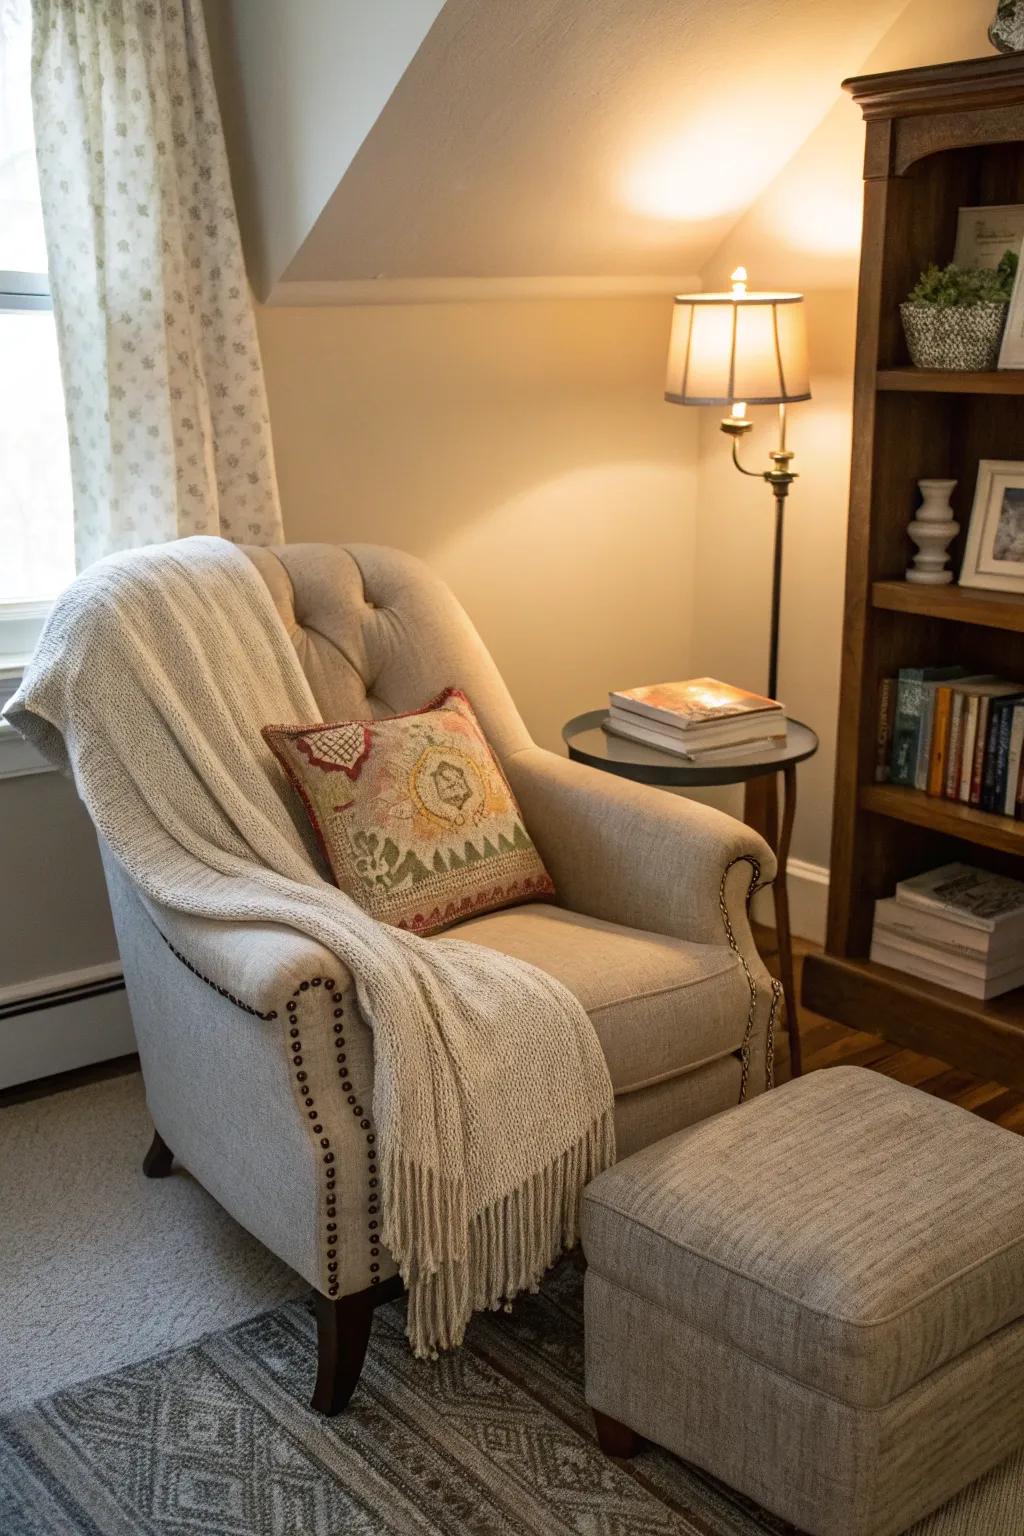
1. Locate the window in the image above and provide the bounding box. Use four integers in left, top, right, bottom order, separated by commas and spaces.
0, 0, 74, 647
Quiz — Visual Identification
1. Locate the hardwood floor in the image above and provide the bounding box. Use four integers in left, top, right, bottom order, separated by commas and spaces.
771, 934, 1024, 1134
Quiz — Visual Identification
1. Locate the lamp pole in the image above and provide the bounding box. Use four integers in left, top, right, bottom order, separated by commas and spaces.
721, 401, 797, 703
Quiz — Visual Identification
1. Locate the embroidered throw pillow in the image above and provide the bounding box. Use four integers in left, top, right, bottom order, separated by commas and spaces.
263, 688, 555, 936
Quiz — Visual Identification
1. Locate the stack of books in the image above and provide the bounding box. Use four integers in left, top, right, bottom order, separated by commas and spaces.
604, 677, 785, 761
871, 862, 1024, 1000
877, 667, 1024, 817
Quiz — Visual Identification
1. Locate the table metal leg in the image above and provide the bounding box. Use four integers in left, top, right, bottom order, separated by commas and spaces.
742, 767, 801, 1078
775, 765, 800, 1077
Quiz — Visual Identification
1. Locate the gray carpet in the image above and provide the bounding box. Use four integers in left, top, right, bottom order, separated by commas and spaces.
0, 1072, 304, 1414
2, 1263, 1023, 1536
1, 1072, 1021, 1533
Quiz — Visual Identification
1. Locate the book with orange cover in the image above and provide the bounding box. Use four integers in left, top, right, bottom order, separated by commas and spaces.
609, 677, 782, 731
927, 685, 954, 797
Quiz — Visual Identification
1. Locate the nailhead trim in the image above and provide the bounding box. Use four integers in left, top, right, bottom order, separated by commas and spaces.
284, 977, 384, 1298
765, 977, 781, 1092
160, 927, 393, 1290
157, 930, 277, 1019
718, 854, 773, 1102
282, 980, 340, 1294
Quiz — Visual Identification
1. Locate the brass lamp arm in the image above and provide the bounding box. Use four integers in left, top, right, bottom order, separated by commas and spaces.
730, 437, 768, 479
722, 402, 799, 488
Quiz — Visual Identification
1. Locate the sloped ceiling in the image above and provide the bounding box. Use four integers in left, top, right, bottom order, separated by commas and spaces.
204, 0, 448, 298
212, 0, 911, 302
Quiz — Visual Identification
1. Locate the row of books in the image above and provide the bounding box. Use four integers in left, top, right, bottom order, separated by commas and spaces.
877, 667, 1024, 817
603, 677, 785, 761
870, 862, 1024, 1000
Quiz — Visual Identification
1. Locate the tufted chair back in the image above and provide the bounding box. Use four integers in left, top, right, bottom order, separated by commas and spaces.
242, 543, 533, 766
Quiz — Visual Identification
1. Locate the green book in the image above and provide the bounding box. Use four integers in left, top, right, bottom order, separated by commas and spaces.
890, 667, 967, 787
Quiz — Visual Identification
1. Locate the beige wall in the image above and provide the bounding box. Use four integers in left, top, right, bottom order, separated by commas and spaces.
0, 772, 117, 989
257, 295, 698, 752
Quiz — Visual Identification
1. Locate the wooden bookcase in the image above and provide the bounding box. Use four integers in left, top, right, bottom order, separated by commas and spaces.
802, 56, 1024, 1091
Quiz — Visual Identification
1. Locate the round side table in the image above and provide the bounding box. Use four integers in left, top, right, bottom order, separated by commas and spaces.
561, 710, 819, 1077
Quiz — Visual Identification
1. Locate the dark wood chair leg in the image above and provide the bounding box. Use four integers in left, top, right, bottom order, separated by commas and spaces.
142, 1129, 174, 1178
311, 1287, 375, 1415
593, 1408, 642, 1458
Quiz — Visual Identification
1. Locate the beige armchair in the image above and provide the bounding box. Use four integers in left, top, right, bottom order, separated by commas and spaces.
101, 543, 777, 1412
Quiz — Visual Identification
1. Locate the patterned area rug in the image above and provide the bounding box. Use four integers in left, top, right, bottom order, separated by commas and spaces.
1, 1260, 1019, 1535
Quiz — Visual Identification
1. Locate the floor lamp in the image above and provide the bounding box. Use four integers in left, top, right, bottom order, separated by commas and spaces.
664, 269, 812, 1073
663, 268, 811, 703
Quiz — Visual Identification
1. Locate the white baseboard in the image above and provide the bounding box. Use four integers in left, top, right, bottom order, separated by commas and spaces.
0, 720, 55, 779
752, 858, 829, 947
0, 962, 135, 1089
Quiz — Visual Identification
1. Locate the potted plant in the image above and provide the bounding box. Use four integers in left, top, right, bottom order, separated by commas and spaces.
991, 0, 1024, 52
900, 251, 1017, 370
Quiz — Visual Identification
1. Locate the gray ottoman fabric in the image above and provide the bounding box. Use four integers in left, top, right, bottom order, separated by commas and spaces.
582, 1066, 1024, 1536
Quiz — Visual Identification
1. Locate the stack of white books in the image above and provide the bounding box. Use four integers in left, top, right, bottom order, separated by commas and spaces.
605, 677, 786, 761
871, 862, 1024, 1000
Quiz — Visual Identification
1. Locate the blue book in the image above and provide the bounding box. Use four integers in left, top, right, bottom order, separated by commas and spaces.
890, 667, 968, 787
985, 695, 1024, 813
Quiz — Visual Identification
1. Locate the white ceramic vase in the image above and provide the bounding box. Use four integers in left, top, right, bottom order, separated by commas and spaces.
906, 479, 958, 586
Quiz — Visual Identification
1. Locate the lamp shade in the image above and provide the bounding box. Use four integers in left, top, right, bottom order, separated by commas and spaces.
664, 288, 811, 406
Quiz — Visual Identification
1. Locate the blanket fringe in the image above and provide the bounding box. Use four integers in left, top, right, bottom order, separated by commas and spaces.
385, 1107, 616, 1359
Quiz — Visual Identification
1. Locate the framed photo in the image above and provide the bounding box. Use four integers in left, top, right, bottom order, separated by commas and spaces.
954, 204, 1024, 269
1000, 253, 1024, 368
961, 460, 1024, 593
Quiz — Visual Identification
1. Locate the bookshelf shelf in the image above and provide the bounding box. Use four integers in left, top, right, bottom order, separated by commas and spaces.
871, 581, 1024, 632
811, 54, 1024, 1090
876, 368, 1024, 395
802, 952, 1024, 1092
859, 783, 1024, 856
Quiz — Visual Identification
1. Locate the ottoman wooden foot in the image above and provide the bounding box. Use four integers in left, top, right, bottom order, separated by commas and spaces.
593, 1408, 641, 1458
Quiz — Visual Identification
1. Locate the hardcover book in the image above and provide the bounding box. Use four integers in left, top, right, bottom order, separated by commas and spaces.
869, 934, 1024, 1000
895, 863, 1024, 932
606, 704, 775, 747
957, 693, 980, 803
603, 714, 784, 760
943, 689, 966, 800
875, 678, 895, 783
872, 896, 1016, 960
927, 684, 954, 797
982, 694, 1024, 812
1004, 704, 1024, 817
890, 667, 966, 787
609, 678, 782, 730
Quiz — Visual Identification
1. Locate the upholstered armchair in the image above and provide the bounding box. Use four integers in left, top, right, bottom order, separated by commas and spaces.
100, 544, 778, 1412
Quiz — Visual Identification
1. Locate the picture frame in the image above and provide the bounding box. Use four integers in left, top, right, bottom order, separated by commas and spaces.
953, 204, 1024, 269
960, 459, 1024, 593
999, 253, 1024, 368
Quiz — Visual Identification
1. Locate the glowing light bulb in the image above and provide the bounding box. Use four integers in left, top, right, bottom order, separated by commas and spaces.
731, 401, 748, 420
730, 266, 748, 297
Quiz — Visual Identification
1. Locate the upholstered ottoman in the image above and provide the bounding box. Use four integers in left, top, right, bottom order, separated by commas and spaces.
582, 1066, 1024, 1536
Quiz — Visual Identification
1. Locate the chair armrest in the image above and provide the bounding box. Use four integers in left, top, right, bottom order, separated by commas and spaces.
506, 746, 776, 953
114, 886, 393, 1299
148, 901, 356, 1017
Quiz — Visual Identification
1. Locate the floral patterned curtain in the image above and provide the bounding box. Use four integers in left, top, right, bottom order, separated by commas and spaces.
31, 0, 283, 569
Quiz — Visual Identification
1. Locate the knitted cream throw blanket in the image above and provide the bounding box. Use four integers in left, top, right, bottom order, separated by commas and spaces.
5, 538, 615, 1356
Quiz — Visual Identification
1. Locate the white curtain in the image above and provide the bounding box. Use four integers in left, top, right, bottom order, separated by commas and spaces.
31, 0, 283, 569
